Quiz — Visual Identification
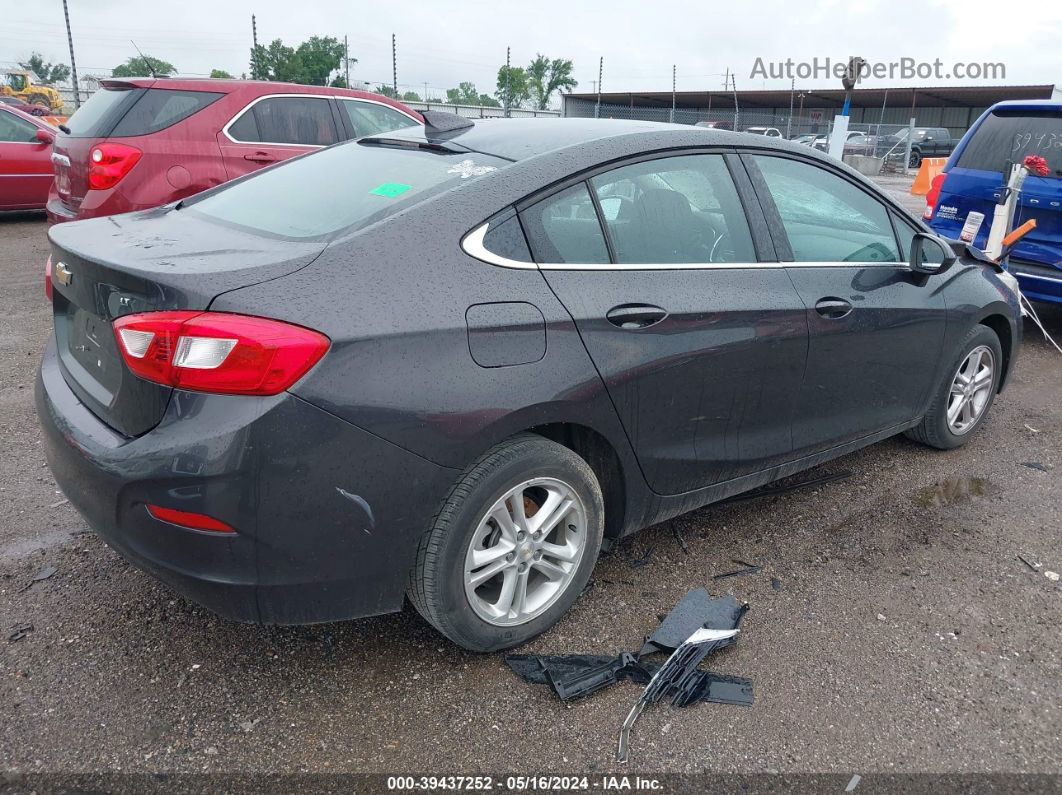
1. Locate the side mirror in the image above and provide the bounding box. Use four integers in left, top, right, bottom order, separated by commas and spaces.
35, 129, 54, 145
910, 232, 957, 274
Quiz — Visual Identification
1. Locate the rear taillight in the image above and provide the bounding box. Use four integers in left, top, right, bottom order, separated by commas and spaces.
923, 172, 947, 220
45, 255, 53, 302
147, 505, 235, 533
112, 311, 329, 395
87, 142, 142, 190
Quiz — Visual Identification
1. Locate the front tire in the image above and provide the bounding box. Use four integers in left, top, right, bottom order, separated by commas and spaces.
906, 325, 1002, 449
407, 434, 604, 652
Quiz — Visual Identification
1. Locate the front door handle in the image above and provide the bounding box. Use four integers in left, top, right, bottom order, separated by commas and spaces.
606, 304, 668, 329
243, 151, 277, 163
814, 297, 853, 319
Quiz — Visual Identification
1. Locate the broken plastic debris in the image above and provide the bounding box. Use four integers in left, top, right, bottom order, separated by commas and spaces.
618, 628, 740, 763
712, 560, 763, 580
505, 652, 753, 707
8, 623, 34, 642
638, 589, 746, 657
1046, 571, 1060, 582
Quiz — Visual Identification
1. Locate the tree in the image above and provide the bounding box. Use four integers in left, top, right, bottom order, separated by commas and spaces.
294, 36, 346, 85
112, 55, 176, 78
20, 53, 70, 85
525, 54, 577, 110
446, 81, 480, 105
250, 36, 349, 85
209, 69, 234, 79
401, 91, 422, 102
495, 66, 529, 110
375, 84, 398, 98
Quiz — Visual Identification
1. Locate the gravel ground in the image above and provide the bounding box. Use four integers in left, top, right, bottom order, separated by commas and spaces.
0, 190, 1060, 778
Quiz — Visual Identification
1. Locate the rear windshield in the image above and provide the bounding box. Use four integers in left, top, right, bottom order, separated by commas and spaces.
958, 110, 1062, 177
63, 87, 221, 138
184, 141, 508, 239
63, 87, 140, 137
111, 89, 222, 136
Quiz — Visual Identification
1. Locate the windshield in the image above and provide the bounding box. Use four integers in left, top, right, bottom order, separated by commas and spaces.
184, 141, 508, 239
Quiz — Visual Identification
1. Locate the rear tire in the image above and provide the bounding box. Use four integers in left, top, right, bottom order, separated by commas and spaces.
908, 150, 922, 169
905, 325, 1002, 449
407, 434, 604, 652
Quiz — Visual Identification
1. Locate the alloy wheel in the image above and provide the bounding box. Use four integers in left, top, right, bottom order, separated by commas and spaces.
463, 477, 587, 626
947, 345, 995, 435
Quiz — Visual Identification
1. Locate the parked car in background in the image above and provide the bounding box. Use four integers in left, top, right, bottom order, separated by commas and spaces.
47, 78, 423, 224
790, 133, 817, 146
37, 117, 1020, 651
694, 120, 732, 130
810, 129, 867, 152
884, 127, 953, 168
0, 95, 52, 117
926, 100, 1061, 304
0, 104, 56, 210
744, 126, 782, 137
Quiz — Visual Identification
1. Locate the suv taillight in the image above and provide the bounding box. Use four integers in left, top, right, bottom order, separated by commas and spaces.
923, 172, 947, 220
112, 311, 329, 395
88, 143, 142, 190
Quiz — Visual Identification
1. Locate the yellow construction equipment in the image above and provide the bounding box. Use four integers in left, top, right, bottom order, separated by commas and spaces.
1, 70, 64, 112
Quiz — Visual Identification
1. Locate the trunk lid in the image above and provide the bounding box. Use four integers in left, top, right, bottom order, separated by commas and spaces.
48, 206, 326, 437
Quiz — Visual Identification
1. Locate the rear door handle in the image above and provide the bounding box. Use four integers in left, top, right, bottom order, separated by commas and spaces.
814, 297, 853, 319
243, 151, 277, 163
606, 304, 668, 329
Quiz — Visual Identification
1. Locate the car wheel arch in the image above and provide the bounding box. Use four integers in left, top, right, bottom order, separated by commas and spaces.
977, 313, 1013, 391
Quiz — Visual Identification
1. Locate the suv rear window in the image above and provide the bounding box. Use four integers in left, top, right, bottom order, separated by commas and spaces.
110, 89, 222, 136
958, 109, 1062, 177
184, 141, 507, 239
63, 87, 141, 137
63, 87, 221, 138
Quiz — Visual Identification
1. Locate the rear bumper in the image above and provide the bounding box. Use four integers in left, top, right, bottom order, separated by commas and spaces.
36, 335, 458, 624
1008, 259, 1062, 304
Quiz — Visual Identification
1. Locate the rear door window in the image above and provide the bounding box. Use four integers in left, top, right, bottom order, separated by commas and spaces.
752, 155, 900, 262
339, 99, 418, 138
958, 110, 1062, 176
590, 154, 755, 263
110, 89, 222, 136
227, 96, 339, 146
520, 183, 610, 264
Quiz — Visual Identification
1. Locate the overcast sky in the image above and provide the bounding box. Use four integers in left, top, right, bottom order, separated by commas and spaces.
3, 0, 1059, 102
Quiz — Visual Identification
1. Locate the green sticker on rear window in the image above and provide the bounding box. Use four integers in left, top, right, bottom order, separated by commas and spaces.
370, 182, 412, 198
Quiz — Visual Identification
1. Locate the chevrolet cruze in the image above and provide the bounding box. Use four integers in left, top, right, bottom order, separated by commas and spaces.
37, 115, 1021, 651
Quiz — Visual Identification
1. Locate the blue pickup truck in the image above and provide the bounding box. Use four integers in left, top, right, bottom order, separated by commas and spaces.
925, 99, 1061, 304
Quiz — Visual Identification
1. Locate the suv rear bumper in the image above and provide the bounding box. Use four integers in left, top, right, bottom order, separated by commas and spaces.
36, 334, 457, 624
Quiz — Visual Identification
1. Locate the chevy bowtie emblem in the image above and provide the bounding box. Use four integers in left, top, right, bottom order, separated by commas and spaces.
54, 262, 73, 286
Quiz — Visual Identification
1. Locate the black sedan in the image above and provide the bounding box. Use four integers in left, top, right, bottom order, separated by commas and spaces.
37, 114, 1021, 651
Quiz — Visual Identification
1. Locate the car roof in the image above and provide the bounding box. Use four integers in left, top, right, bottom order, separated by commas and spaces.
375, 117, 770, 161
985, 99, 1062, 112
98, 78, 422, 117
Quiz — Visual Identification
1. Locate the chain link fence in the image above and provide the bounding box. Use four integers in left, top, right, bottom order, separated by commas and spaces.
564, 98, 942, 173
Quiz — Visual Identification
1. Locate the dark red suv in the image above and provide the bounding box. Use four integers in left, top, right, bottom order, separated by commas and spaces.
47, 78, 423, 223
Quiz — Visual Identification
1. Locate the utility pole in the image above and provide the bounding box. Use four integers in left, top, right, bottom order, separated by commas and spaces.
786, 77, 794, 139
670, 64, 676, 123
61, 0, 80, 109
251, 15, 259, 80
595, 57, 602, 119
504, 46, 511, 117
391, 34, 397, 97
730, 71, 739, 130
344, 35, 350, 88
